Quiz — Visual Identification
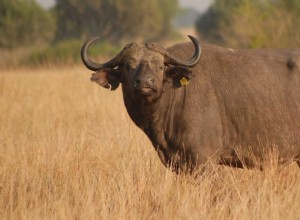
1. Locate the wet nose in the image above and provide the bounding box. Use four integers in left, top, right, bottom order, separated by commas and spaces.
135, 76, 155, 88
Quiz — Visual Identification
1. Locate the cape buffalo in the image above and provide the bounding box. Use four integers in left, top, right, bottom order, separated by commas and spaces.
81, 36, 300, 173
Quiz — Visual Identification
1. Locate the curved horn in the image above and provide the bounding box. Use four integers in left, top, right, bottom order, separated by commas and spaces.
81, 37, 125, 71
146, 35, 201, 67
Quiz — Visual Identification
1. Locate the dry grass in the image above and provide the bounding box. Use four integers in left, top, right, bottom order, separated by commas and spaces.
0, 67, 299, 220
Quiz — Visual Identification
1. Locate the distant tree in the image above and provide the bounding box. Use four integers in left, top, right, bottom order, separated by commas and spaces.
0, 0, 55, 49
196, 0, 300, 48
54, 0, 178, 43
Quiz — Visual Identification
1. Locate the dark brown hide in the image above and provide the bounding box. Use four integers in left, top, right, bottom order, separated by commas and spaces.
82, 37, 300, 173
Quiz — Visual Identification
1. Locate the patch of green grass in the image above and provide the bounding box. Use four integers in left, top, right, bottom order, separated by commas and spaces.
23, 39, 121, 67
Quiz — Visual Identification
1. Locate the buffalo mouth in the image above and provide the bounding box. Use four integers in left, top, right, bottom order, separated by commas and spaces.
134, 87, 155, 96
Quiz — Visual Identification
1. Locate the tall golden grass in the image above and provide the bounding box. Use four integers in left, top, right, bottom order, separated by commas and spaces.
0, 67, 299, 220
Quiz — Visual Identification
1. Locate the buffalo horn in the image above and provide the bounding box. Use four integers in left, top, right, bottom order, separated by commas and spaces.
81, 37, 125, 71
146, 35, 201, 67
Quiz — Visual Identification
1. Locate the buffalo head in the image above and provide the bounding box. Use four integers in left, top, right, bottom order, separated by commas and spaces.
81, 36, 201, 103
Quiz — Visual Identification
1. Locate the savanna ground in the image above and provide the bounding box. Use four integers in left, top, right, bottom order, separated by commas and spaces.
0, 67, 299, 220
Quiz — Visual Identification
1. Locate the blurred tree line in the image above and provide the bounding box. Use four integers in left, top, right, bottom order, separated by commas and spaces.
0, 0, 178, 49
54, 0, 177, 42
2, 0, 300, 67
1, 0, 300, 50
0, 0, 55, 49
196, 0, 300, 48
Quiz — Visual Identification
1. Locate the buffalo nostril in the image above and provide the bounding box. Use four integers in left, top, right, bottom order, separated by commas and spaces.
135, 78, 155, 88
149, 78, 155, 85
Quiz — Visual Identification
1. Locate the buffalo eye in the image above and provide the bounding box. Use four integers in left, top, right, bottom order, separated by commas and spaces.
125, 63, 133, 71
158, 65, 164, 70
151, 59, 164, 71
125, 59, 138, 71
124, 63, 136, 71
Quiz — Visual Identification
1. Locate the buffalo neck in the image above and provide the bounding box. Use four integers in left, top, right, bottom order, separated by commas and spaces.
122, 82, 187, 145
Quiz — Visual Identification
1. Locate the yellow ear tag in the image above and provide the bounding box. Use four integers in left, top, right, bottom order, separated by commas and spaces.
180, 77, 189, 86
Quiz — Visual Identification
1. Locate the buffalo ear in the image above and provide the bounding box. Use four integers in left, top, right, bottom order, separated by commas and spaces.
90, 68, 121, 91
165, 66, 193, 88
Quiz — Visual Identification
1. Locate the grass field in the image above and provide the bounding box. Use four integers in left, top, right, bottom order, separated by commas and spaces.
0, 67, 299, 220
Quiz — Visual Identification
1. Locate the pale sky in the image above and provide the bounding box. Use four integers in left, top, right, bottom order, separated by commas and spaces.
35, 0, 213, 13
35, 0, 55, 9
179, 0, 213, 13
